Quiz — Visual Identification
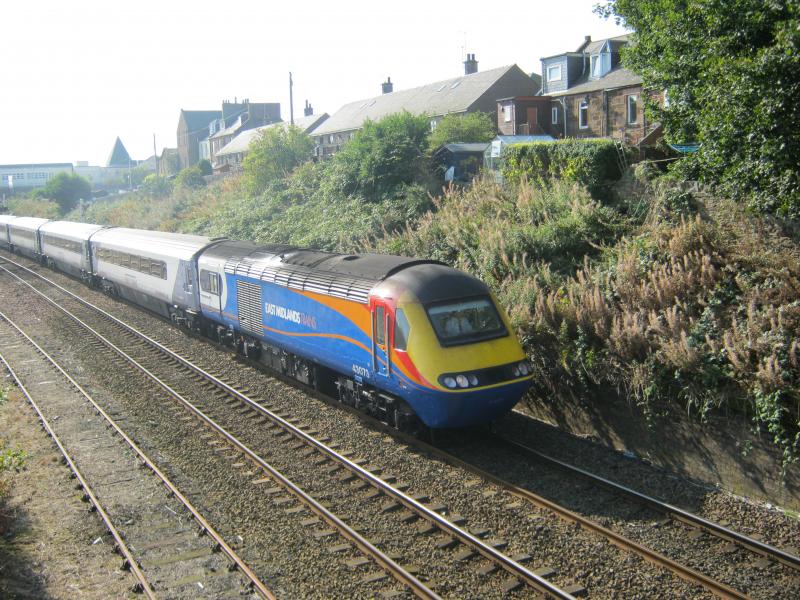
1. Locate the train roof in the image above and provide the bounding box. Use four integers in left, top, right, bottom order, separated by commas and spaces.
206, 240, 443, 304
0, 215, 17, 225
91, 227, 218, 261
40, 221, 108, 240
8, 216, 50, 231
381, 263, 491, 304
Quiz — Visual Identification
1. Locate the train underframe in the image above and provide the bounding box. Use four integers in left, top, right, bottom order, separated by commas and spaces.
201, 320, 420, 431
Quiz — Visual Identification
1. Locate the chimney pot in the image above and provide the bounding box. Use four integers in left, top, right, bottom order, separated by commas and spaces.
464, 53, 478, 75
381, 77, 394, 94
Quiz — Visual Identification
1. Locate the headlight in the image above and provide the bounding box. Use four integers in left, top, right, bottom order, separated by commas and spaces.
443, 376, 457, 389
519, 362, 530, 376
456, 374, 469, 388
512, 364, 521, 377
468, 374, 478, 386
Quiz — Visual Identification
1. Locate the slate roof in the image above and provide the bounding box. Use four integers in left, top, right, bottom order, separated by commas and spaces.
437, 143, 490, 154
313, 65, 537, 136
217, 114, 330, 157
545, 66, 642, 97
180, 110, 222, 133
106, 137, 132, 167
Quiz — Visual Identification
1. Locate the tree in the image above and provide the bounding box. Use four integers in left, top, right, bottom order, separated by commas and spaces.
140, 174, 173, 197
243, 125, 315, 195
174, 166, 206, 189
329, 111, 433, 200
597, 1, 800, 219
427, 111, 496, 153
34, 172, 92, 214
197, 159, 213, 175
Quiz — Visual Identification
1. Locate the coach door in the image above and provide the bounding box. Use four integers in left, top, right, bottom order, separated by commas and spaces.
372, 299, 391, 378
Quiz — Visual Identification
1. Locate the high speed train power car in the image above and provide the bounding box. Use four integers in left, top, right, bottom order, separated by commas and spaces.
0, 216, 534, 429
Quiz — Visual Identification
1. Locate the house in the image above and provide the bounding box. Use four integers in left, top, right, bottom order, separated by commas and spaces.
311, 56, 541, 157
215, 107, 329, 171
539, 35, 661, 146
496, 96, 553, 136
158, 148, 179, 176
177, 109, 222, 169
207, 99, 281, 166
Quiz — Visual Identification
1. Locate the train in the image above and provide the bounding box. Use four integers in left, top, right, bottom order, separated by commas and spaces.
0, 215, 534, 430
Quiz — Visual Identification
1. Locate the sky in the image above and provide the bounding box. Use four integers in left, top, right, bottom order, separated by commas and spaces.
0, 1, 628, 167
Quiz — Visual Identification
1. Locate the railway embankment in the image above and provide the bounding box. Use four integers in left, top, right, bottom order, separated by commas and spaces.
9, 126, 800, 512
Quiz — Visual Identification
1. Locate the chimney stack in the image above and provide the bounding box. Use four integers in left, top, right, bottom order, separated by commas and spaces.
382, 77, 393, 94
304, 100, 313, 116
464, 53, 478, 75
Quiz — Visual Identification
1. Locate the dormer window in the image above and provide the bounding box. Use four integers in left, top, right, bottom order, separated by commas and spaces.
590, 45, 611, 78
547, 64, 562, 82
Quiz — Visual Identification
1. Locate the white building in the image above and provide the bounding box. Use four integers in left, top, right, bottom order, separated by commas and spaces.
0, 163, 74, 192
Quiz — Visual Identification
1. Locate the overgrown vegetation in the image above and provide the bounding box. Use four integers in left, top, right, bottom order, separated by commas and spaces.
31, 172, 91, 214
502, 138, 624, 199
367, 171, 800, 468
428, 111, 496, 152
9, 107, 799, 471
597, 0, 800, 219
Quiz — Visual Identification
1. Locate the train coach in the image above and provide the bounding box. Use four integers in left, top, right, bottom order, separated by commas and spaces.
0, 215, 16, 249
88, 227, 219, 326
7, 216, 50, 260
39, 221, 107, 282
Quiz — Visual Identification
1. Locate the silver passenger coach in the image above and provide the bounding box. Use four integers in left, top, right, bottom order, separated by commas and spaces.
89, 228, 217, 323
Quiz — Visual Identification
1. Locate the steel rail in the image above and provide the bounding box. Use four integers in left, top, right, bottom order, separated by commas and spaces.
497, 432, 800, 571
0, 318, 156, 600
0, 308, 276, 600
0, 255, 576, 598
0, 260, 440, 600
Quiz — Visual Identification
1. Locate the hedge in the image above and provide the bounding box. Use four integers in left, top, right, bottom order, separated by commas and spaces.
501, 139, 624, 199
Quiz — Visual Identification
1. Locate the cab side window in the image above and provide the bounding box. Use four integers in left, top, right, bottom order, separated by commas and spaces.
394, 308, 410, 351
375, 305, 386, 345
200, 269, 220, 294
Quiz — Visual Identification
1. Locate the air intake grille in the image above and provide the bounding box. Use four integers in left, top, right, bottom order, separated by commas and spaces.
236, 280, 263, 336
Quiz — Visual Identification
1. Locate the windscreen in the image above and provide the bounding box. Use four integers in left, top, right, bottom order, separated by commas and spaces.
426, 296, 507, 346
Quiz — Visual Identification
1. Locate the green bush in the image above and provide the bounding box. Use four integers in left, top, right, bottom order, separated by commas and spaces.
502, 139, 624, 199
175, 166, 206, 190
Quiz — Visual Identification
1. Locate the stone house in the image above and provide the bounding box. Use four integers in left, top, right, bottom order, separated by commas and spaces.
310, 56, 541, 158
538, 35, 662, 146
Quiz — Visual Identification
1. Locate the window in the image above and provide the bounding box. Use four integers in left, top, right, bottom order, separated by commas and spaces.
551, 106, 558, 125
547, 65, 562, 82
426, 297, 507, 347
200, 269, 221, 294
591, 55, 599, 77
375, 305, 386, 346
627, 95, 638, 124
96, 246, 167, 280
394, 309, 410, 351
42, 234, 81, 254
503, 105, 512, 123
430, 119, 438, 131
579, 100, 589, 129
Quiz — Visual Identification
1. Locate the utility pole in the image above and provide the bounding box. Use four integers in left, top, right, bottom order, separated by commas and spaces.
289, 72, 294, 126
153, 134, 159, 176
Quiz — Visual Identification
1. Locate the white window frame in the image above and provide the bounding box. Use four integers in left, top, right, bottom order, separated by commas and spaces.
551, 106, 558, 125
503, 105, 512, 123
547, 64, 562, 82
627, 94, 638, 124
579, 100, 589, 129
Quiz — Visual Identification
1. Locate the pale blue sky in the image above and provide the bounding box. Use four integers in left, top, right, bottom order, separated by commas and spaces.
1, 1, 627, 166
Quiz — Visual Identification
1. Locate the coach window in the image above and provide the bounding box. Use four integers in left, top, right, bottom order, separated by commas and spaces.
375, 305, 386, 346
394, 308, 410, 351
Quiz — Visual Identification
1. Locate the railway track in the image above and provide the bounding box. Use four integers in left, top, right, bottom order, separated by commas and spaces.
2, 251, 798, 597
0, 310, 270, 599
0, 256, 580, 597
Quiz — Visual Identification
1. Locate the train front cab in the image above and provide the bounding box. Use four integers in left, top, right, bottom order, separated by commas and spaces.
371, 265, 534, 429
